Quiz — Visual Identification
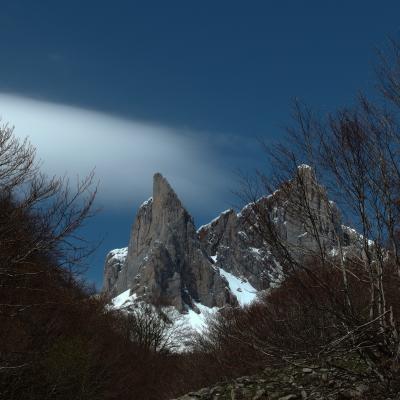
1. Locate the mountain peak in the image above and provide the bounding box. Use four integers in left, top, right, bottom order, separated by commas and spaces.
104, 167, 341, 313
104, 172, 236, 311
296, 164, 317, 184
153, 172, 180, 204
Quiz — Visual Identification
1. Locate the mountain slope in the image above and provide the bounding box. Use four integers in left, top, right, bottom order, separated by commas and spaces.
104, 166, 347, 316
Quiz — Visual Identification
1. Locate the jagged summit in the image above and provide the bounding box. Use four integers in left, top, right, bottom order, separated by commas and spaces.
153, 172, 177, 199
153, 172, 181, 210
104, 173, 237, 311
296, 163, 318, 186
104, 167, 344, 317
150, 173, 194, 241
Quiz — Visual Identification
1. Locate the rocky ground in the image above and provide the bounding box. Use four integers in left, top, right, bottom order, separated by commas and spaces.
173, 360, 398, 400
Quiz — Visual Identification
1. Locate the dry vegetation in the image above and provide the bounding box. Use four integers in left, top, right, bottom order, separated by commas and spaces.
3, 39, 400, 399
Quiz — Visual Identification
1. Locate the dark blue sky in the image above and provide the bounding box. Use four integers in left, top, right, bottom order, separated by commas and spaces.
1, 1, 399, 287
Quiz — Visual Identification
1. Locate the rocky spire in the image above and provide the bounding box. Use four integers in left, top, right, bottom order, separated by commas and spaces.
104, 167, 345, 311
198, 165, 342, 290
104, 173, 236, 311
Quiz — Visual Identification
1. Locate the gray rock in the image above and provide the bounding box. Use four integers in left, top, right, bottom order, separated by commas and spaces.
278, 395, 299, 400
172, 360, 378, 400
104, 166, 363, 313
253, 389, 266, 399
103, 247, 128, 297
355, 383, 369, 394
198, 165, 342, 291
104, 173, 237, 311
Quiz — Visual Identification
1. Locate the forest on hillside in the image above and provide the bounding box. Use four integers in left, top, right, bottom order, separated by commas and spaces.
3, 39, 400, 400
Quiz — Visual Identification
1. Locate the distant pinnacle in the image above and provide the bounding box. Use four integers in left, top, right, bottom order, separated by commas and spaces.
152, 173, 180, 205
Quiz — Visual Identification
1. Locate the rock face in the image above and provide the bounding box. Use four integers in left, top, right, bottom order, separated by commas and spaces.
103, 248, 128, 297
198, 165, 341, 290
104, 173, 236, 311
104, 167, 347, 311
198, 206, 280, 291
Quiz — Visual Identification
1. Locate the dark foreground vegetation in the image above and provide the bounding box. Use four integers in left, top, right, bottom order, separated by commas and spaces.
4, 39, 400, 399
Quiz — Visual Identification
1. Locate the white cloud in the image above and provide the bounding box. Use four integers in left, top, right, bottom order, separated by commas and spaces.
0, 93, 237, 214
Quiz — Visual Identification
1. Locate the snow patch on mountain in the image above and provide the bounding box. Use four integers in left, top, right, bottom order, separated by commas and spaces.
140, 196, 153, 208
108, 247, 128, 263
110, 289, 220, 352
168, 302, 219, 333
112, 288, 137, 308
219, 267, 258, 306
110, 265, 259, 345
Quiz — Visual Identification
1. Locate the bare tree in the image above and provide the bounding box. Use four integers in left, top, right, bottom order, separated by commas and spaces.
228, 41, 400, 390
0, 122, 97, 376
120, 302, 184, 353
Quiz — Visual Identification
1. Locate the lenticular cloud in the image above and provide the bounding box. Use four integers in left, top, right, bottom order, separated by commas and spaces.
0, 93, 232, 212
